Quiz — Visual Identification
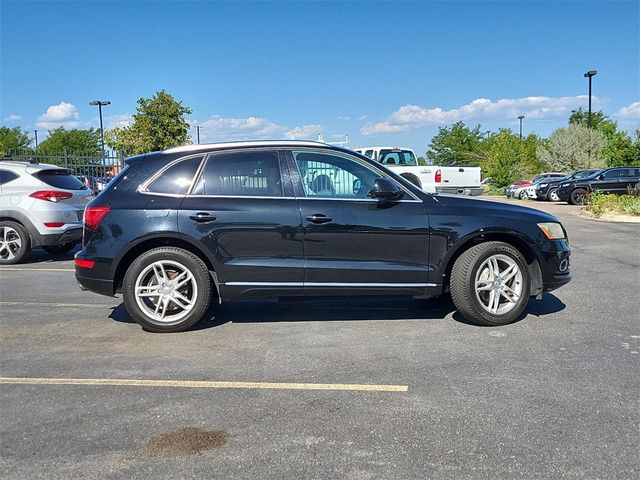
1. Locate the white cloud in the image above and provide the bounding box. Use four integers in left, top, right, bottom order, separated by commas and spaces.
196, 114, 325, 142
361, 95, 602, 135
36, 101, 81, 129
106, 114, 133, 129
285, 124, 324, 140
338, 116, 351, 120
4, 114, 22, 122
615, 101, 640, 120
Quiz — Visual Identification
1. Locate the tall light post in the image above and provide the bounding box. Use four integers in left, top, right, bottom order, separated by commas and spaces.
89, 100, 111, 156
196, 125, 201, 144
518, 115, 525, 139
583, 70, 597, 128
34, 130, 38, 149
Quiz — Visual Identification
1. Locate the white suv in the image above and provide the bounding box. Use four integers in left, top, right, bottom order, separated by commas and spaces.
0, 161, 93, 264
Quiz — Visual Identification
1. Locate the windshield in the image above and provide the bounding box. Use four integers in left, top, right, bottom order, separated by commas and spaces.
378, 149, 417, 166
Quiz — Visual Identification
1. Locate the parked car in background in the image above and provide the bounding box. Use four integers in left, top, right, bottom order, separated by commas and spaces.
532, 169, 601, 201
75, 140, 571, 333
557, 167, 640, 205
353, 147, 483, 195
76, 175, 99, 195
506, 172, 566, 199
0, 161, 93, 264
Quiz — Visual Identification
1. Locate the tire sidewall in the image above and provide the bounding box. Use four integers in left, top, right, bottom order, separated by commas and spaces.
548, 188, 559, 202
123, 248, 212, 332
464, 244, 531, 326
570, 189, 587, 205
0, 221, 31, 265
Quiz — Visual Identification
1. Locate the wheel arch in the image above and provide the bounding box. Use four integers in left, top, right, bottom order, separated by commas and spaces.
113, 234, 219, 298
442, 231, 543, 298
0, 210, 42, 246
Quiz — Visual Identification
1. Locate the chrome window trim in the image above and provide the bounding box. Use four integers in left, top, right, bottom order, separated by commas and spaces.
138, 153, 205, 195
223, 281, 437, 288
288, 147, 422, 202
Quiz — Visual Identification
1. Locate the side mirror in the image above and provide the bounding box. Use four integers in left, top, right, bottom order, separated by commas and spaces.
368, 178, 404, 200
597, 174, 604, 180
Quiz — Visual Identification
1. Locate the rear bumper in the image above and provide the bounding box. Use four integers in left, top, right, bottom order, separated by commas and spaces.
35, 227, 83, 247
435, 186, 484, 196
74, 249, 116, 296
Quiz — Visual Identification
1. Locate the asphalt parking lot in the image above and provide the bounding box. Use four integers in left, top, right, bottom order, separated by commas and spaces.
1, 199, 639, 479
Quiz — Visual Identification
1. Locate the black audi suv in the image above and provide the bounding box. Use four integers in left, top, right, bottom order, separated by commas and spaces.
75, 141, 571, 332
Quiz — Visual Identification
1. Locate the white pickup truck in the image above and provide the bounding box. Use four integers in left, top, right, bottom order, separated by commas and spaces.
354, 146, 483, 196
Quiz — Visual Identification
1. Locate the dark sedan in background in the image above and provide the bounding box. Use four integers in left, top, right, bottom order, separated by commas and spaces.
534, 169, 601, 201
557, 167, 640, 204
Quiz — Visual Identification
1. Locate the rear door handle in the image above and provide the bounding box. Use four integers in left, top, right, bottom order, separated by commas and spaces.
189, 212, 217, 222
306, 214, 332, 224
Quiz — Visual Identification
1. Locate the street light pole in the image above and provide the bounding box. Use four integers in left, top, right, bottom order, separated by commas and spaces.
196, 126, 201, 145
583, 70, 597, 128
518, 115, 525, 139
34, 130, 38, 149
89, 100, 111, 156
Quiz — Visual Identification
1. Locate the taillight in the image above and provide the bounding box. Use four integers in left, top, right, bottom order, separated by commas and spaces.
75, 259, 95, 269
29, 190, 73, 202
84, 206, 110, 230
435, 170, 442, 183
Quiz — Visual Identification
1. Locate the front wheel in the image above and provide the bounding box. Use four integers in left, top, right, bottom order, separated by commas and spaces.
450, 241, 530, 326
518, 190, 528, 200
123, 247, 212, 332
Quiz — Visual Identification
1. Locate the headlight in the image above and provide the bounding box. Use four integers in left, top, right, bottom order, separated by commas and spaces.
538, 222, 565, 240
561, 183, 570, 187
539, 183, 548, 188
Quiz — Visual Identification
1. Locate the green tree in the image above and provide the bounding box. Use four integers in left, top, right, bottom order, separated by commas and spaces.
570, 108, 636, 166
0, 126, 32, 156
480, 130, 545, 188
536, 124, 607, 171
105, 90, 192, 154
426, 122, 484, 166
36, 127, 101, 155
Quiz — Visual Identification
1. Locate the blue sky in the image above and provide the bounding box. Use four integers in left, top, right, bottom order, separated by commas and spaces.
1, 0, 638, 154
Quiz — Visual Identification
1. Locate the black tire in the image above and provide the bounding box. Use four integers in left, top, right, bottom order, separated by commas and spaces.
0, 220, 31, 265
569, 188, 588, 205
450, 241, 531, 326
122, 247, 213, 333
547, 187, 560, 202
42, 243, 76, 255
399, 172, 422, 189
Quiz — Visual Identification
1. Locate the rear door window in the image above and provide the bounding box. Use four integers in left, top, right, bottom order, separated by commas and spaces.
33, 169, 86, 190
192, 150, 282, 197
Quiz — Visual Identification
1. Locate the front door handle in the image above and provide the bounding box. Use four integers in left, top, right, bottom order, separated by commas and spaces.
189, 212, 217, 223
306, 214, 332, 224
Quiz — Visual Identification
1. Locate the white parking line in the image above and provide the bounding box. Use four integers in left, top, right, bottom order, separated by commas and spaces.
0, 268, 74, 272
0, 301, 114, 308
0, 376, 409, 393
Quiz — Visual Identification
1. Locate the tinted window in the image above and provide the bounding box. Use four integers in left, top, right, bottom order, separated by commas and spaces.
293, 151, 381, 199
193, 151, 282, 197
364, 150, 373, 158
147, 156, 202, 194
34, 169, 86, 190
378, 149, 417, 166
0, 170, 19, 185
602, 169, 631, 179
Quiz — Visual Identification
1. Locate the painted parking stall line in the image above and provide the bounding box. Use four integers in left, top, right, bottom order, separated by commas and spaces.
0, 301, 115, 308
0, 268, 75, 272
0, 377, 409, 393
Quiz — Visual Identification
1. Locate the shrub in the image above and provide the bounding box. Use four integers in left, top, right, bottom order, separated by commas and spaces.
587, 191, 640, 217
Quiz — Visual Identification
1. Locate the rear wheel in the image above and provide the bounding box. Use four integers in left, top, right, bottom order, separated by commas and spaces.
123, 247, 212, 333
569, 188, 588, 205
0, 221, 31, 265
548, 187, 560, 202
399, 172, 422, 189
450, 241, 530, 326
42, 243, 76, 255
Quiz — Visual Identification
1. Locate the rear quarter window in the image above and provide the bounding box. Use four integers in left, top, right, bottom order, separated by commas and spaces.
146, 156, 203, 194
33, 169, 86, 190
0, 170, 19, 185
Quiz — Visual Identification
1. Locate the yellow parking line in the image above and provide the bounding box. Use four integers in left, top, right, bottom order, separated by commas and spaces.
0, 301, 113, 308
0, 268, 74, 272
0, 377, 408, 393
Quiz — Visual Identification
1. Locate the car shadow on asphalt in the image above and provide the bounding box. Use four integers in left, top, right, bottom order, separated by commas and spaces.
108, 293, 566, 331
18, 247, 81, 265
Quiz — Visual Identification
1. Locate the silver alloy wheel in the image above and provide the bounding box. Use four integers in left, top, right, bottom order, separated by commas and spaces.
134, 260, 198, 323
475, 254, 524, 315
549, 189, 559, 202
0, 226, 22, 261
